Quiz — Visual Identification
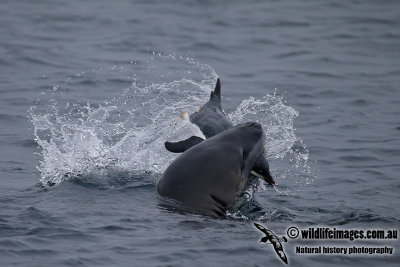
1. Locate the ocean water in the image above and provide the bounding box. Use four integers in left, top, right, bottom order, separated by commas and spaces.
1, 0, 399, 266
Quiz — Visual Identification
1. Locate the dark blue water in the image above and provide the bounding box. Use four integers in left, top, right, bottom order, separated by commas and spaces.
1, 0, 399, 266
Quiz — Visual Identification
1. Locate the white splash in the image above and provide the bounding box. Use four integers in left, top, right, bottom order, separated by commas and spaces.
29, 54, 311, 191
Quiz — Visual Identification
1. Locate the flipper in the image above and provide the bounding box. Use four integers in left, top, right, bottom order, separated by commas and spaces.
251, 155, 275, 186
165, 136, 204, 153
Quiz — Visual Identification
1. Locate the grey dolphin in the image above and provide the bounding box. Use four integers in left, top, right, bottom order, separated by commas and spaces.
184, 78, 232, 138
165, 78, 275, 186
158, 122, 267, 217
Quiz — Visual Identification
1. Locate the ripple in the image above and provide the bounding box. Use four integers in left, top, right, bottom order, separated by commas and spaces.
344, 17, 397, 26
7, 248, 59, 256
95, 225, 133, 231
0, 239, 28, 249
274, 50, 312, 59
0, 114, 26, 122
339, 155, 381, 163
329, 211, 397, 225
188, 42, 229, 53
297, 70, 345, 79
348, 99, 370, 106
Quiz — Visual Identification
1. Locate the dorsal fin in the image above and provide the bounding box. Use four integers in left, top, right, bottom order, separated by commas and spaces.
214, 78, 221, 101
209, 78, 221, 104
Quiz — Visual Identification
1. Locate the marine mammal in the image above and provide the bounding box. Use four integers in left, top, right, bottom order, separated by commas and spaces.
165, 78, 275, 186
171, 78, 232, 140
158, 122, 268, 217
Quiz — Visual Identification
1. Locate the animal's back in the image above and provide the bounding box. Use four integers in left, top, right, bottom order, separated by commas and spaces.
190, 107, 232, 138
157, 139, 242, 215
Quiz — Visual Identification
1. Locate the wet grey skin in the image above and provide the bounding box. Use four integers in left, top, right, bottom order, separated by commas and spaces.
158, 122, 267, 217
186, 78, 232, 138
165, 78, 275, 186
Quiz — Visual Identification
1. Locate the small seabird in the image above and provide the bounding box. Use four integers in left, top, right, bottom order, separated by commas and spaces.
254, 222, 288, 264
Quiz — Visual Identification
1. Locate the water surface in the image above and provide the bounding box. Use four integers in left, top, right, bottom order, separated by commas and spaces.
1, 0, 399, 266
